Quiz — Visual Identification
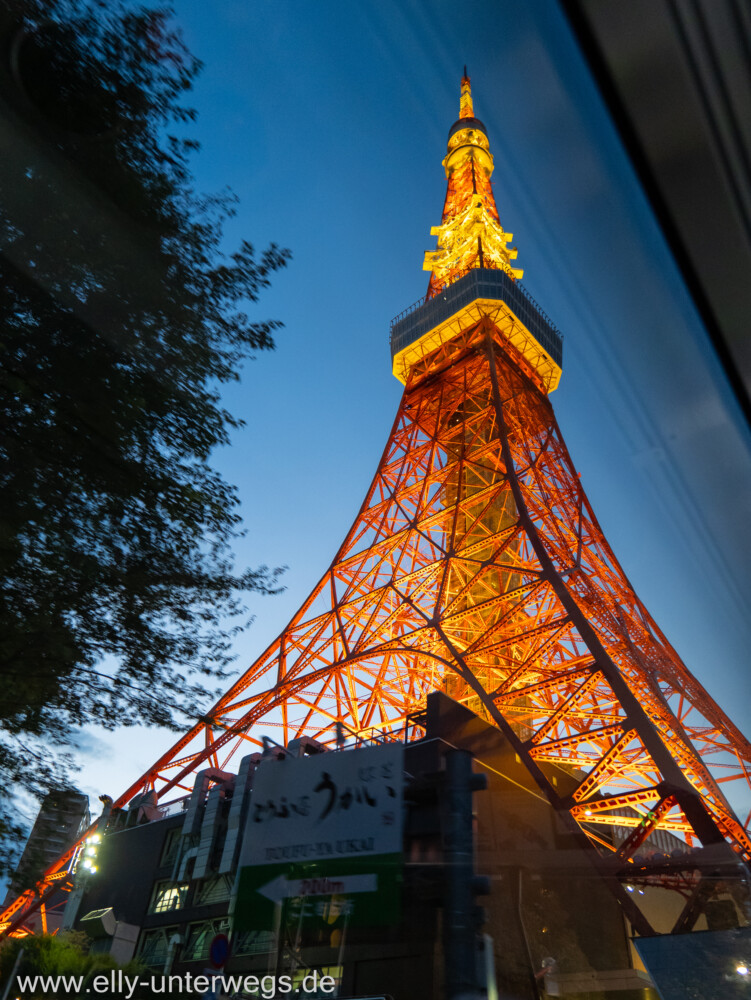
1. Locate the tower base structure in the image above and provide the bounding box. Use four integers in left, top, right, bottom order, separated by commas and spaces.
6, 693, 748, 1000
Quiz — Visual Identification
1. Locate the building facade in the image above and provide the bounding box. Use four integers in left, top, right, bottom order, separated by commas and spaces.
61, 692, 725, 999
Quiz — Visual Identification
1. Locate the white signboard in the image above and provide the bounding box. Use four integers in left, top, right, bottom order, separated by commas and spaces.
240, 744, 403, 868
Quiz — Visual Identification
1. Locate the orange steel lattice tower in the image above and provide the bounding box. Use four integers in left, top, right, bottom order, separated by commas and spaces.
3, 72, 751, 939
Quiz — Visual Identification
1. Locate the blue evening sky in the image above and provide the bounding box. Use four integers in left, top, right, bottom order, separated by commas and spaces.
71, 0, 751, 823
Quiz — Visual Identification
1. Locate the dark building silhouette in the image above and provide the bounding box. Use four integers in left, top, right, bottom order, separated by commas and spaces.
6, 789, 90, 933
62, 693, 714, 999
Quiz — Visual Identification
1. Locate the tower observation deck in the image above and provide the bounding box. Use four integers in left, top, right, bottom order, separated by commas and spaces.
390, 267, 563, 391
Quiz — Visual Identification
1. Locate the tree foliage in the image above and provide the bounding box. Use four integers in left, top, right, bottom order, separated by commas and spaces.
0, 931, 151, 999
0, 0, 289, 878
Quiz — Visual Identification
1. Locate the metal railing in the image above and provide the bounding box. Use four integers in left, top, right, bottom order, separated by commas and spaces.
390, 267, 563, 367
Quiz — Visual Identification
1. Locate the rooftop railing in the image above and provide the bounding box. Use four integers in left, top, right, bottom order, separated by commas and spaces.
390, 267, 563, 367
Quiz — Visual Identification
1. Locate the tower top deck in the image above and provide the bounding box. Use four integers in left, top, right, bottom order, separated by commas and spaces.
390, 268, 563, 391
392, 74, 563, 392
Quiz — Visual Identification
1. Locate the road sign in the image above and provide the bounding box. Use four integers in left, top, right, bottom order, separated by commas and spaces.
208, 932, 229, 969
235, 854, 401, 931
257, 871, 377, 903
234, 745, 404, 932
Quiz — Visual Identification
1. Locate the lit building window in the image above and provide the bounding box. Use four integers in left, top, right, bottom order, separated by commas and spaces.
193, 874, 232, 906
136, 926, 179, 968
233, 929, 277, 957
183, 918, 229, 963
149, 880, 188, 914
289, 968, 342, 994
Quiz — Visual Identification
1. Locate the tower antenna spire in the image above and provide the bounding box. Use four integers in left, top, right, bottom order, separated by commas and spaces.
459, 67, 474, 119
423, 73, 521, 298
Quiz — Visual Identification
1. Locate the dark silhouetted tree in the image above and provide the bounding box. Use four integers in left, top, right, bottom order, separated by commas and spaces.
0, 0, 289, 879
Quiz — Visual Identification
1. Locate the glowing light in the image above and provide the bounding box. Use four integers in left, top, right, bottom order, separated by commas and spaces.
424, 75, 523, 297
459, 71, 474, 119
737, 964, 749, 976
424, 196, 522, 288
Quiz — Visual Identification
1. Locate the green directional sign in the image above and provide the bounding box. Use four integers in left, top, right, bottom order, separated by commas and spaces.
234, 852, 402, 932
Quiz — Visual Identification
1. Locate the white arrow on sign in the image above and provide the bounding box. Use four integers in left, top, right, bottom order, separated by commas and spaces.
258, 872, 377, 903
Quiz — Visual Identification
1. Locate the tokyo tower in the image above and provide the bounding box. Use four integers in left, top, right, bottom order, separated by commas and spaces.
3, 72, 750, 939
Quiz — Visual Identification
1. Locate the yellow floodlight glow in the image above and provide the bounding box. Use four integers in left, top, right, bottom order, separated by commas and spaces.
423, 194, 522, 286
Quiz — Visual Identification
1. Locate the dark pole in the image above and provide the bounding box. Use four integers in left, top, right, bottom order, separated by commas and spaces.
443, 748, 488, 1000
